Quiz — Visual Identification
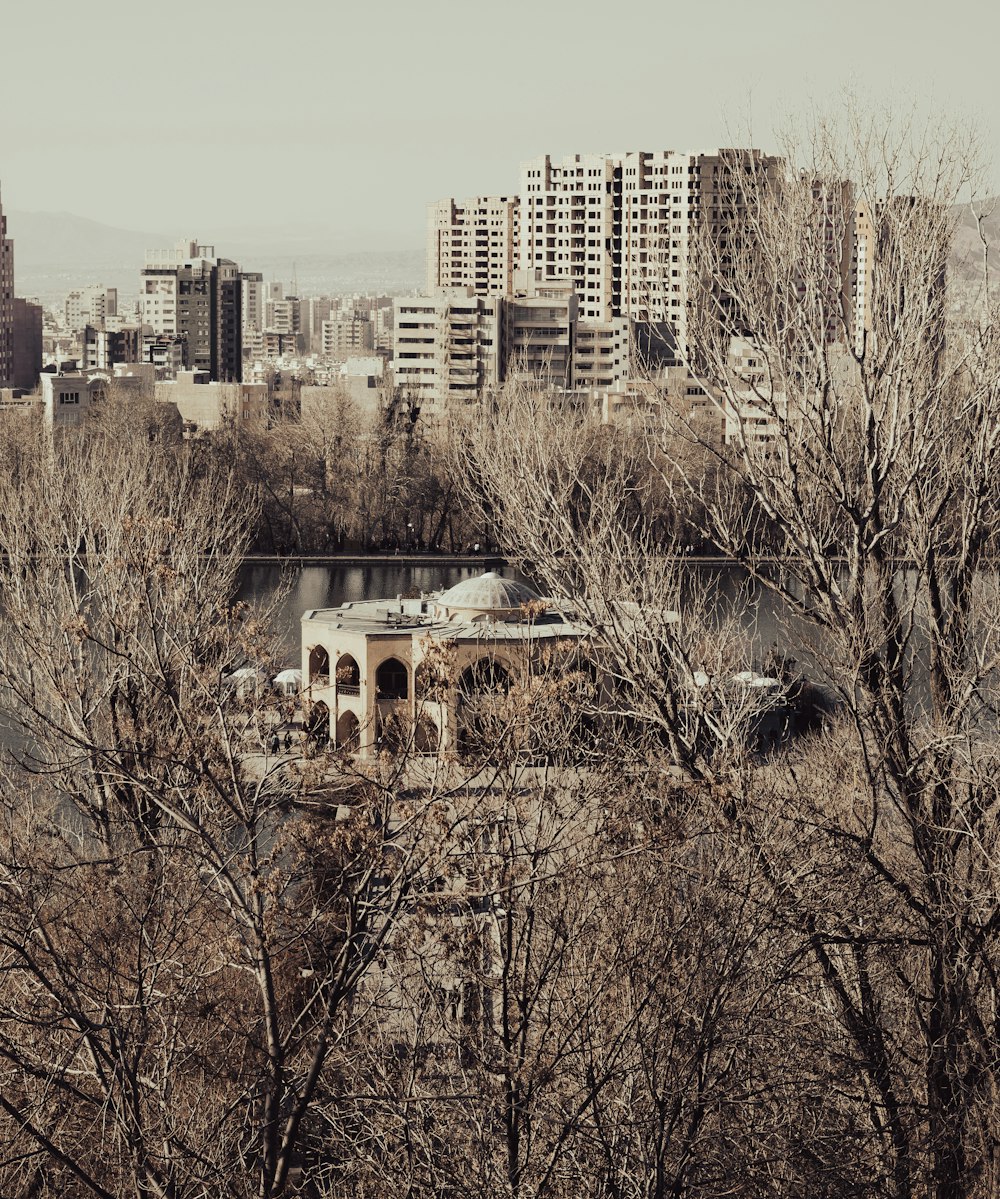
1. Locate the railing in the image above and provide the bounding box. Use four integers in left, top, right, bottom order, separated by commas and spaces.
337, 683, 360, 697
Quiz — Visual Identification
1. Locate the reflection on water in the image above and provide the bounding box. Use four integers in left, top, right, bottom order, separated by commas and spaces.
237, 560, 800, 673
236, 562, 496, 658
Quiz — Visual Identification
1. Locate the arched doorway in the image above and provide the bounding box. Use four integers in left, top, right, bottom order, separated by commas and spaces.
377, 712, 407, 755
335, 710, 360, 750
458, 657, 511, 696
376, 656, 409, 700
414, 715, 440, 754
335, 653, 361, 695
308, 645, 330, 686
307, 701, 329, 743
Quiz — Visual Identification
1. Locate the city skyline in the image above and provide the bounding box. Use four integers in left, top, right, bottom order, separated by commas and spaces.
1, 0, 998, 241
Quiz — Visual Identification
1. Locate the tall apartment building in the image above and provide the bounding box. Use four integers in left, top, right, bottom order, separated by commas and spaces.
303, 296, 336, 353
0, 187, 13, 386
425, 150, 783, 372
140, 242, 247, 382
423, 148, 898, 405
64, 285, 118, 332
519, 154, 618, 324
520, 149, 783, 362
264, 295, 301, 338
322, 316, 374, 358
427, 196, 520, 296
11, 298, 43, 390
241, 272, 264, 336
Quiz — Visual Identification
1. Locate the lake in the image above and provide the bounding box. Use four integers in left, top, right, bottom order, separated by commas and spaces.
236, 559, 796, 674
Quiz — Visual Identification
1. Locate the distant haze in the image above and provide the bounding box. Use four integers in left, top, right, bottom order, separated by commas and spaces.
7, 210, 424, 305
0, 0, 998, 244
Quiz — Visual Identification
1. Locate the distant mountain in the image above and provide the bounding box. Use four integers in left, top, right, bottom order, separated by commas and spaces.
6, 210, 174, 302
6, 210, 424, 306
17, 200, 989, 313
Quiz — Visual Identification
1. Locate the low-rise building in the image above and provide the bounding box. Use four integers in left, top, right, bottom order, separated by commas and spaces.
154, 369, 268, 434
40, 371, 105, 429
301, 571, 588, 759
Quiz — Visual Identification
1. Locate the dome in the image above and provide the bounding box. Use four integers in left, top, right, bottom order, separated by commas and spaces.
435, 571, 541, 616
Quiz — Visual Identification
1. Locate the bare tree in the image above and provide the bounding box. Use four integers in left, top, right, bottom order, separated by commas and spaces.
0, 421, 456, 1197
657, 112, 1000, 1199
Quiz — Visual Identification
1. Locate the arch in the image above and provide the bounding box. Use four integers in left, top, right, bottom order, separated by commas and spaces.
375, 656, 409, 700
377, 712, 407, 755
458, 657, 511, 697
307, 700, 329, 740
414, 715, 440, 755
335, 709, 360, 750
308, 645, 330, 686
335, 653, 361, 694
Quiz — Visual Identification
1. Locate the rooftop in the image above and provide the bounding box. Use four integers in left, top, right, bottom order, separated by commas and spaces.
302, 571, 586, 642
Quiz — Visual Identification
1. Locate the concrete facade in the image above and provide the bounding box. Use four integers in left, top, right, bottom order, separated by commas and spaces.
0, 187, 13, 386
40, 372, 104, 429
83, 324, 140, 373
154, 369, 268, 434
393, 291, 503, 416
321, 316, 374, 358
427, 196, 520, 296
64, 285, 117, 332
141, 241, 248, 382
11, 298, 42, 391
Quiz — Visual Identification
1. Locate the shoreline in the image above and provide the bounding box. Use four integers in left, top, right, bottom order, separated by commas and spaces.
240, 553, 508, 568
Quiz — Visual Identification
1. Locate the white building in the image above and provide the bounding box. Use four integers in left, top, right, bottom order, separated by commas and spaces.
519, 153, 618, 324
300, 571, 588, 759
40, 372, 105, 429
393, 291, 503, 417
64, 285, 118, 333
427, 196, 520, 296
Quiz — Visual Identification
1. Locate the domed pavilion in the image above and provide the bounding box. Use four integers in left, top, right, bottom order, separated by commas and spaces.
300, 570, 588, 758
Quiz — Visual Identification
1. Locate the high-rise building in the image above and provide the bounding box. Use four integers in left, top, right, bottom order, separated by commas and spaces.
303, 296, 335, 353
140, 241, 249, 382
519, 154, 618, 323
264, 295, 301, 338
64, 285, 118, 333
426, 150, 783, 371
0, 187, 13, 386
421, 147, 904, 410
427, 196, 520, 296
519, 148, 784, 361
321, 316, 374, 358
241, 272, 264, 337
11, 298, 42, 390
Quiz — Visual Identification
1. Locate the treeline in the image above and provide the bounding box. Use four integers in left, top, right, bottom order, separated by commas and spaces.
203, 393, 481, 555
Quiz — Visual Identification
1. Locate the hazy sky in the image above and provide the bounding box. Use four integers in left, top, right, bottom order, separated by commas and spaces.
0, 0, 996, 243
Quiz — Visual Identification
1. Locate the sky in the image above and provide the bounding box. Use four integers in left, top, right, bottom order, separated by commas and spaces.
0, 0, 997, 246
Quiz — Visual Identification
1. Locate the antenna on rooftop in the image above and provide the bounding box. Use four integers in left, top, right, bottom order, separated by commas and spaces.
291, 261, 298, 297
